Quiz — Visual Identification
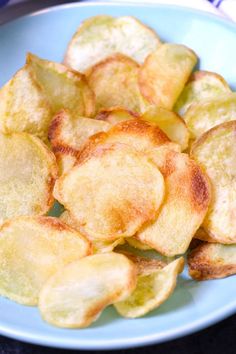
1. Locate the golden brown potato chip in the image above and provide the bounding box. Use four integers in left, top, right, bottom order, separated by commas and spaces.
27, 53, 95, 118
194, 228, 216, 243
126, 237, 152, 250
188, 243, 236, 280
39, 252, 137, 328
141, 106, 189, 150
114, 257, 184, 318
138, 44, 197, 110
0, 132, 57, 224
54, 143, 165, 240
48, 109, 111, 174
64, 15, 161, 73
137, 146, 211, 256
191, 121, 236, 243
175, 70, 231, 116
184, 93, 236, 140
0, 66, 52, 141
96, 107, 138, 124
0, 216, 91, 305
87, 53, 149, 114
60, 211, 124, 253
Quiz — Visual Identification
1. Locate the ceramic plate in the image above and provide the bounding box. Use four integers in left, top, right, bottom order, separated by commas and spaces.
0, 2, 236, 350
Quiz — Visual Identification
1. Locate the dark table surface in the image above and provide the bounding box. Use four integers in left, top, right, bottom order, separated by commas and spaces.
0, 1, 235, 353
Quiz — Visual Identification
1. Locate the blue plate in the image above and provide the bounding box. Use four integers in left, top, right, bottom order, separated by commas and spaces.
0, 2, 236, 350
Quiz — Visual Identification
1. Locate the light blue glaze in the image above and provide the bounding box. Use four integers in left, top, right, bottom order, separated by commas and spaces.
0, 3, 235, 350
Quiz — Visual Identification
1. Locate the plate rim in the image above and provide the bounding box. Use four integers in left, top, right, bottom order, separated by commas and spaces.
0, 2, 236, 350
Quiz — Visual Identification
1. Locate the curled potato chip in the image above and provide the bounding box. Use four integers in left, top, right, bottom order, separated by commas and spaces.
49, 110, 111, 174
27, 53, 95, 118
139, 44, 197, 110
0, 216, 91, 305
126, 237, 152, 250
175, 70, 231, 116
87, 53, 148, 114
60, 211, 124, 253
137, 146, 211, 256
39, 252, 137, 328
64, 15, 161, 73
184, 93, 236, 140
141, 106, 189, 150
0, 132, 57, 224
54, 143, 165, 240
96, 107, 138, 124
191, 121, 236, 243
0, 66, 52, 141
188, 243, 236, 280
114, 257, 184, 318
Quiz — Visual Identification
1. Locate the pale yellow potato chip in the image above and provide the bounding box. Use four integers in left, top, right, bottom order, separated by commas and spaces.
0, 66, 52, 141
60, 211, 124, 253
0, 132, 57, 224
87, 53, 149, 114
137, 146, 211, 256
27, 53, 95, 118
175, 70, 231, 116
188, 243, 236, 280
48, 109, 111, 174
139, 44, 197, 110
141, 106, 189, 150
54, 143, 165, 240
114, 257, 184, 318
96, 107, 138, 124
191, 121, 236, 243
0, 216, 91, 305
184, 93, 236, 140
126, 237, 152, 250
39, 252, 137, 328
64, 15, 161, 73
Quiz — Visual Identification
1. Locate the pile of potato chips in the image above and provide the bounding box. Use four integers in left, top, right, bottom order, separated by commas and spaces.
0, 15, 235, 329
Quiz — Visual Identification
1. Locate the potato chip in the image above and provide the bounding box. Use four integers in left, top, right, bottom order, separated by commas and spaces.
87, 53, 148, 114
64, 15, 161, 73
141, 106, 189, 150
27, 53, 95, 118
175, 70, 231, 116
194, 228, 216, 243
39, 252, 137, 328
0, 132, 57, 224
188, 243, 236, 280
0, 216, 91, 305
191, 121, 236, 243
96, 107, 138, 124
0, 66, 52, 141
49, 109, 111, 174
137, 146, 211, 256
114, 257, 184, 318
139, 44, 197, 110
126, 237, 152, 250
54, 143, 165, 240
60, 211, 124, 253
184, 93, 236, 140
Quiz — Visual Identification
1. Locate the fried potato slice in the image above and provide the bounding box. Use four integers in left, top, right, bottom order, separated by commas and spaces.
96, 107, 138, 124
142, 106, 189, 150
175, 70, 231, 116
184, 93, 236, 140
64, 15, 161, 73
191, 121, 236, 243
27, 53, 95, 118
114, 257, 184, 318
137, 146, 211, 256
54, 143, 165, 240
87, 54, 148, 114
126, 237, 152, 250
0, 66, 52, 141
48, 110, 111, 174
139, 44, 197, 110
194, 228, 216, 243
0, 132, 57, 224
188, 243, 236, 280
60, 211, 124, 253
0, 216, 91, 305
39, 252, 137, 328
